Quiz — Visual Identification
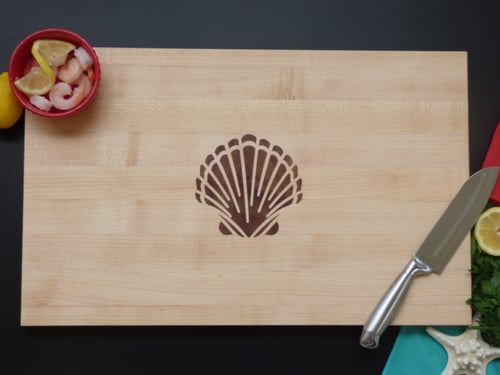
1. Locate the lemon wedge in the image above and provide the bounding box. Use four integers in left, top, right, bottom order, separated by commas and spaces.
14, 66, 54, 96
31, 39, 76, 81
474, 206, 500, 256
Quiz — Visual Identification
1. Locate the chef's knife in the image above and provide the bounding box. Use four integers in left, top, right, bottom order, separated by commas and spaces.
359, 166, 499, 349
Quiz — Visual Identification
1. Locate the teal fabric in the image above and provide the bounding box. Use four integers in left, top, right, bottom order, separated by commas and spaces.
382, 326, 500, 375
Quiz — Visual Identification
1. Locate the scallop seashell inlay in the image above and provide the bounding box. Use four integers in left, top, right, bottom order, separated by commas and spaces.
195, 134, 303, 237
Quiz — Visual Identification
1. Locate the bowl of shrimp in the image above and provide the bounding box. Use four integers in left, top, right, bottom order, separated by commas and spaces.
8, 28, 100, 118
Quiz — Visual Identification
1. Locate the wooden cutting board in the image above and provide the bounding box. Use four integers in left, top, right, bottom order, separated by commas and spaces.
21, 48, 469, 326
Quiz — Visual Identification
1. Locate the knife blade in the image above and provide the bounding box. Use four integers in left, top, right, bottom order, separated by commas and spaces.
359, 166, 499, 349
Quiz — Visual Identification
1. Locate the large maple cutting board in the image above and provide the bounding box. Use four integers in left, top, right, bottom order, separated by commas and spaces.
21, 48, 469, 326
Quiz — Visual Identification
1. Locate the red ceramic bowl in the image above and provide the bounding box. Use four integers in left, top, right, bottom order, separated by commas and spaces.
8, 28, 100, 118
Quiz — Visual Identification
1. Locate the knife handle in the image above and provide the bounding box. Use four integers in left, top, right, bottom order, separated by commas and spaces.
359, 256, 432, 349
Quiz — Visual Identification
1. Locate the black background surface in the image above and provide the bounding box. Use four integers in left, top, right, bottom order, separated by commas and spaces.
1, 1, 500, 374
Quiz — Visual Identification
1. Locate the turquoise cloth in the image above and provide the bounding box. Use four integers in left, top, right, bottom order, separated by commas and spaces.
382, 326, 500, 374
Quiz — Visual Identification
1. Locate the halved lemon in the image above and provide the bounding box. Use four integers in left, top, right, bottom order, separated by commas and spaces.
0, 72, 23, 128
14, 66, 54, 96
31, 39, 76, 81
474, 206, 500, 256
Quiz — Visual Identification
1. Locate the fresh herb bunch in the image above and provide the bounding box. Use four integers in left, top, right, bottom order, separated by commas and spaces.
467, 234, 500, 347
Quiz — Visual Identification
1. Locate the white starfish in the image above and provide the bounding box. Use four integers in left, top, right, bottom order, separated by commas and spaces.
426, 316, 500, 375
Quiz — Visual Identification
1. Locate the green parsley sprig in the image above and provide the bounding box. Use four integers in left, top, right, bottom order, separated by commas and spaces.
467, 234, 500, 347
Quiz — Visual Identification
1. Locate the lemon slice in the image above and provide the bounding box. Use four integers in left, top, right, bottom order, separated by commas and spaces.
14, 66, 54, 96
31, 39, 76, 81
474, 206, 500, 256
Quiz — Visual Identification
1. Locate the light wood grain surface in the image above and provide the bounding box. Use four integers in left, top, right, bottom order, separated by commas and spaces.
21, 48, 469, 326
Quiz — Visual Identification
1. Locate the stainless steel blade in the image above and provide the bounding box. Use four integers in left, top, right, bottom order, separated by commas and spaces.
416, 166, 499, 273
360, 166, 499, 349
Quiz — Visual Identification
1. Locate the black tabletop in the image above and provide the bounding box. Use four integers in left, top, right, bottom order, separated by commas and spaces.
1, 1, 500, 374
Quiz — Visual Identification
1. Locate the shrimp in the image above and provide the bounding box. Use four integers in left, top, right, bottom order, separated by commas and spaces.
49, 74, 91, 110
29, 95, 53, 112
74, 46, 93, 70
86, 66, 95, 82
58, 57, 83, 84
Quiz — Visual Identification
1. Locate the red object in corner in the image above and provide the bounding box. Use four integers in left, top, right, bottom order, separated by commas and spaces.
482, 121, 500, 203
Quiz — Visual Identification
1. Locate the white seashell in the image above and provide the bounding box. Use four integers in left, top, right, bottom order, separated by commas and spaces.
195, 134, 302, 237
